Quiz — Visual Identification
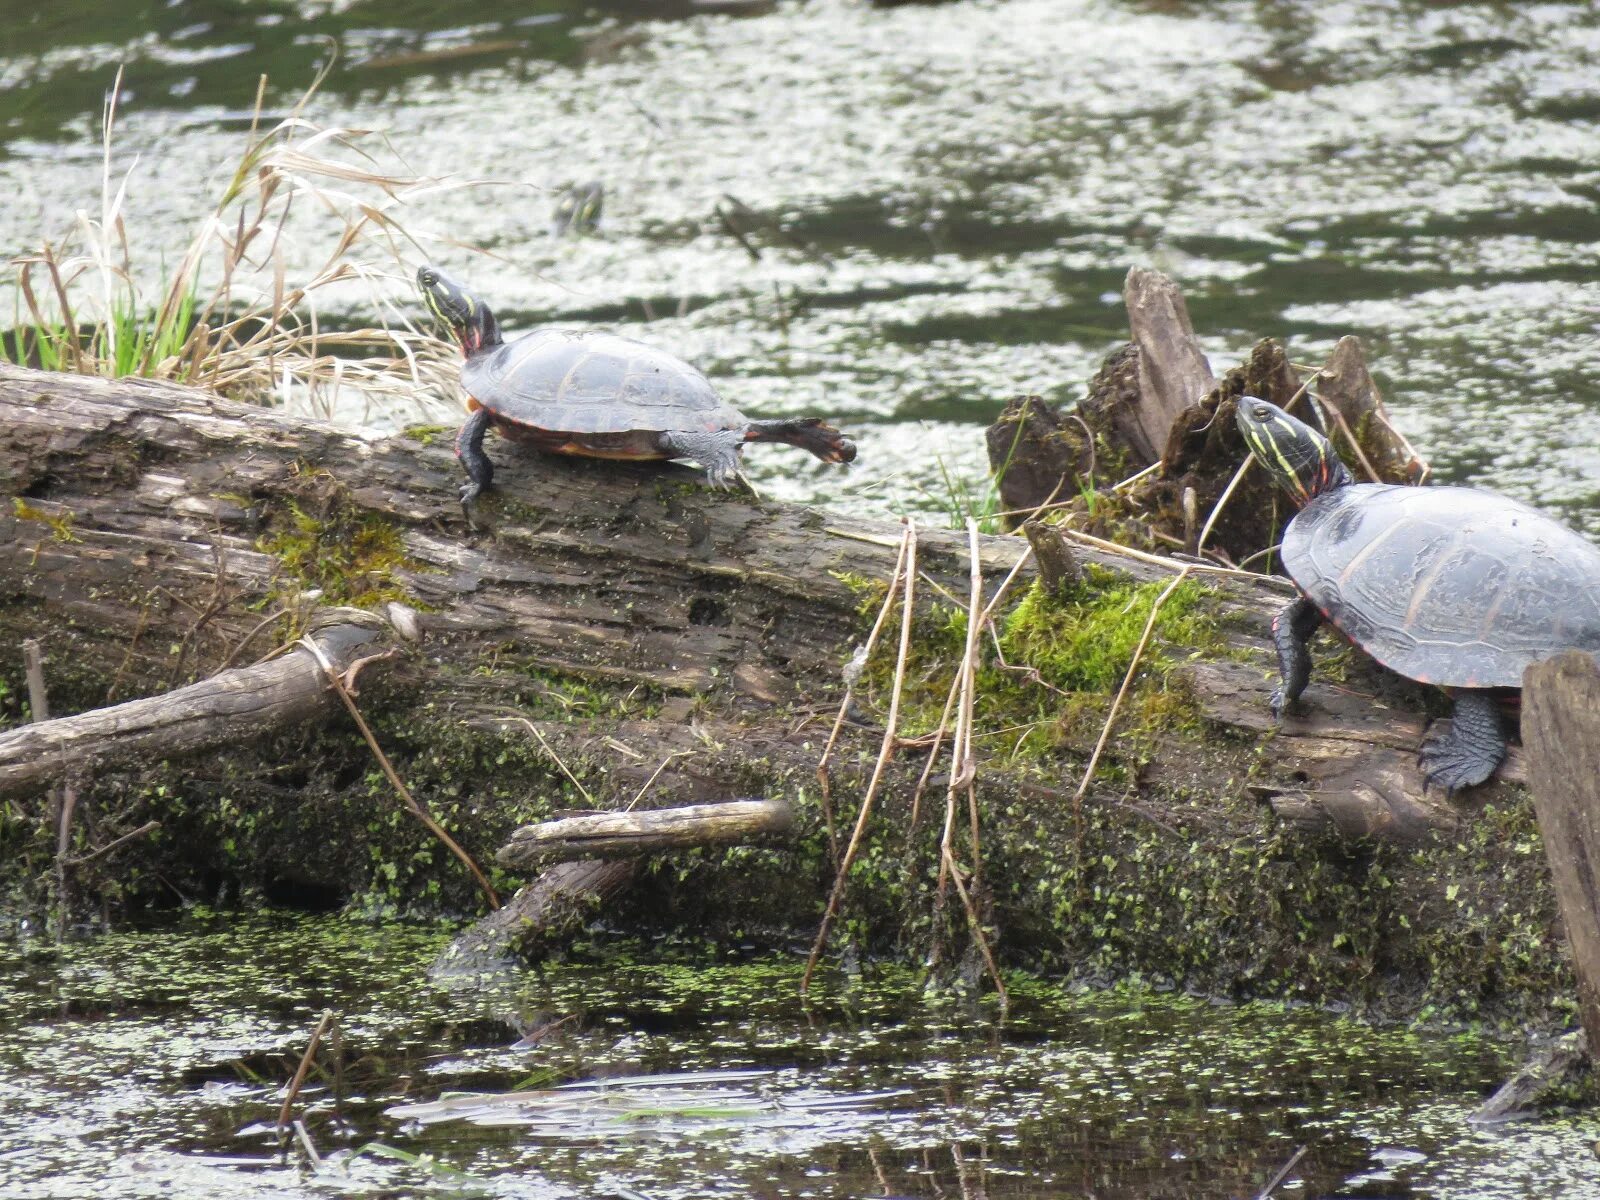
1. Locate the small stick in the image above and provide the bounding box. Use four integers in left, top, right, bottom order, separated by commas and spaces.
498, 715, 596, 807
1253, 1145, 1309, 1200
300, 638, 500, 911
292, 1119, 322, 1167
625, 751, 691, 813
803, 520, 917, 994
938, 520, 1007, 1010
1110, 460, 1162, 492
65, 820, 158, 867
23, 639, 49, 722
277, 1009, 335, 1130
1072, 567, 1194, 815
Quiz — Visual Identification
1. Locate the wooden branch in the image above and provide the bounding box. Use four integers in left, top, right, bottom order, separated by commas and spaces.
1522, 651, 1600, 1051
0, 611, 390, 798
497, 799, 794, 869
431, 859, 640, 977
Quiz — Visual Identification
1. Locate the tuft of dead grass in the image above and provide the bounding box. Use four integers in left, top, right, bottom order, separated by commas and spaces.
1, 63, 475, 421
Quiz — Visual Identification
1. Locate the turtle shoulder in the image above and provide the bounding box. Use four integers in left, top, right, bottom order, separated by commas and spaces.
1283, 484, 1600, 688
462, 329, 745, 435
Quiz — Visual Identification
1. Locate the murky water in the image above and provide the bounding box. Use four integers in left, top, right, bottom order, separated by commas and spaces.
6, 5, 1600, 1194
2, 911, 1599, 1199
4, 0, 1599, 523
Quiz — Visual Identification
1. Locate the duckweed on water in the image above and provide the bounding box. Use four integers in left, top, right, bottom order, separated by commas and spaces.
2, 914, 1598, 1199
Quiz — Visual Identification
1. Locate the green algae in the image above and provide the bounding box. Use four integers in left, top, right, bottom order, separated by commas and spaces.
2, 914, 1595, 1200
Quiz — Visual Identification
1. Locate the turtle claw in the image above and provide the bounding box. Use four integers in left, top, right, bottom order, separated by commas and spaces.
459, 481, 485, 526
1268, 686, 1301, 722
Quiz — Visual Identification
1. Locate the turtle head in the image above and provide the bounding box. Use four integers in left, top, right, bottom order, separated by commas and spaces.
417, 266, 501, 356
1235, 395, 1352, 505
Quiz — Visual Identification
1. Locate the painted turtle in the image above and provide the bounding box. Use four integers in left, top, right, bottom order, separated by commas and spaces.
1235, 395, 1600, 792
417, 266, 856, 518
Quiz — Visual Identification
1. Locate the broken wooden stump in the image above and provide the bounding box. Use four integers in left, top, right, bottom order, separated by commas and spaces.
1522, 651, 1600, 1053
497, 799, 794, 869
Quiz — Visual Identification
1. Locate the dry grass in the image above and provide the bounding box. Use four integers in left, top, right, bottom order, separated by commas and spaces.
1, 64, 469, 421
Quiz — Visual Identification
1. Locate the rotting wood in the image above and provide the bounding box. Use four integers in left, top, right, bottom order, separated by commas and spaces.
1522, 651, 1600, 1052
1315, 335, 1420, 485
1021, 519, 1081, 598
0, 361, 1523, 874
1121, 265, 1214, 463
0, 609, 391, 798
496, 799, 794, 868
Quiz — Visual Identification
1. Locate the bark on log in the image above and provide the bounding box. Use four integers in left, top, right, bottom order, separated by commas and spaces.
0, 610, 391, 797
0, 361, 1518, 868
1522, 652, 1600, 1052
497, 799, 794, 868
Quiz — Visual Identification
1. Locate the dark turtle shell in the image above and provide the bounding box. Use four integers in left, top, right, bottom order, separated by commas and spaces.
1283, 483, 1600, 689
462, 329, 747, 435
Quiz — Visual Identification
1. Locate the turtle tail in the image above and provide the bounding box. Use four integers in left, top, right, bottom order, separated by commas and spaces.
745, 417, 856, 465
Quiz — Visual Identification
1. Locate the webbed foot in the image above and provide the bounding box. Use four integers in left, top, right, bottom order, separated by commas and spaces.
1418, 691, 1505, 794
657, 428, 746, 488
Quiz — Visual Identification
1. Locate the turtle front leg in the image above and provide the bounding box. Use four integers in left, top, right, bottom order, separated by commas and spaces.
1418, 690, 1506, 794
1270, 595, 1322, 719
455, 406, 495, 523
657, 428, 748, 488
744, 417, 857, 465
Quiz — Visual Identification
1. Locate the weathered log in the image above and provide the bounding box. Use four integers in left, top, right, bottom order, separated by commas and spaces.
497, 799, 794, 868
1522, 652, 1600, 1051
1471, 1029, 1590, 1124
0, 609, 391, 798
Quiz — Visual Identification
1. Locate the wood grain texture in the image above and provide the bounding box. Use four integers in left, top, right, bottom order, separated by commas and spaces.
498, 799, 794, 867
1522, 651, 1600, 1050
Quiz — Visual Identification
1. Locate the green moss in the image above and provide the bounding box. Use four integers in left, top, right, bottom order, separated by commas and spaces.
999, 568, 1215, 692
398, 422, 456, 446
256, 474, 424, 608
11, 498, 79, 542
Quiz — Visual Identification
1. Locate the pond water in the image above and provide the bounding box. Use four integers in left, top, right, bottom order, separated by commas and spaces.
3, 911, 1600, 1199
6, 3, 1600, 1196
3, 0, 1600, 524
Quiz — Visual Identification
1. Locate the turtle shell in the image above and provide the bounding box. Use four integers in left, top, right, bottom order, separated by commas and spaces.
1283, 483, 1600, 689
462, 329, 747, 435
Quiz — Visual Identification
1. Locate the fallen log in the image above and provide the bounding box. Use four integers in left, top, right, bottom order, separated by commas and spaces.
0, 609, 391, 798
430, 859, 640, 979
497, 799, 794, 868
0, 343, 1563, 1025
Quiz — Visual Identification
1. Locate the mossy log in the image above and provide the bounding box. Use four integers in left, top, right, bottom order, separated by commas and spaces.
0, 362, 1566, 1027
0, 361, 1513, 847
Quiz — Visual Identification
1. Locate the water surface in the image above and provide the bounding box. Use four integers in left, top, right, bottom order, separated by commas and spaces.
4, 0, 1599, 524
3, 912, 1599, 1199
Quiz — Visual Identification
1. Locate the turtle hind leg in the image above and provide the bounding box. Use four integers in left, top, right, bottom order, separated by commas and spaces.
657, 428, 747, 488
1270, 595, 1322, 719
455, 407, 495, 523
1419, 690, 1506, 794
744, 417, 857, 464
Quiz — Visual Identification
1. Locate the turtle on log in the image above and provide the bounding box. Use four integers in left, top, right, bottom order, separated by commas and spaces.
417, 266, 855, 519
1235, 395, 1600, 793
